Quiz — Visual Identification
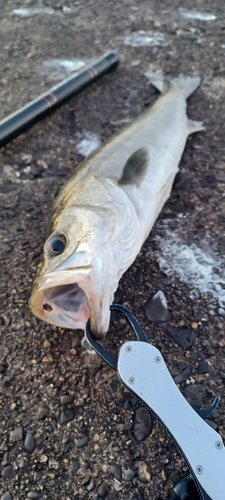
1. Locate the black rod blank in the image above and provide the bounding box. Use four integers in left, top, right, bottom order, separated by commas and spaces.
0, 51, 119, 148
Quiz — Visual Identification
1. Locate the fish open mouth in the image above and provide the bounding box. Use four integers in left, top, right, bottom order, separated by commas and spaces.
29, 272, 92, 330
42, 282, 90, 328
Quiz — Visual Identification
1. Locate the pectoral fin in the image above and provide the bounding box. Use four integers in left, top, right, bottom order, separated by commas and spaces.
119, 148, 149, 187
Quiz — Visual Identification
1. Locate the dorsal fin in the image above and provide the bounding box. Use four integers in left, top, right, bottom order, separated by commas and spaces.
119, 148, 149, 187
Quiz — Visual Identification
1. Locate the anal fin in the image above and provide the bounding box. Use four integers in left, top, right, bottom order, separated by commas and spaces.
188, 119, 205, 134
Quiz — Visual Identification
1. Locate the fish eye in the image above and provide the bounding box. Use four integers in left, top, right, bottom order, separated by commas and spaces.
47, 234, 67, 255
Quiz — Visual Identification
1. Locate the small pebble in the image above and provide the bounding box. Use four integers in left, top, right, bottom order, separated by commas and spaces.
1, 376, 11, 388
192, 306, 199, 317
109, 462, 122, 482
173, 172, 191, 191
134, 491, 145, 500
131, 60, 140, 67
6, 419, 14, 429
197, 361, 211, 374
81, 473, 91, 485
0, 243, 12, 253
43, 340, 50, 348
162, 469, 167, 481
108, 378, 118, 392
24, 433, 36, 453
40, 455, 48, 463
166, 325, 193, 350
145, 290, 169, 322
9, 426, 23, 442
174, 366, 192, 384
18, 459, 26, 468
37, 159, 48, 170
124, 468, 136, 481
1, 493, 12, 500
22, 417, 32, 428
82, 451, 90, 461
42, 355, 53, 363
183, 385, 204, 408
27, 492, 41, 499
81, 374, 88, 387
97, 480, 109, 497
2, 465, 13, 479
33, 471, 42, 482
72, 459, 80, 471
37, 407, 47, 420
77, 435, 89, 448
136, 461, 151, 483
0, 442, 8, 451
72, 337, 80, 348
48, 457, 59, 469
60, 395, 73, 405
133, 407, 152, 441
59, 408, 75, 425
204, 344, 215, 355
87, 478, 96, 491
21, 153, 32, 164
1, 452, 9, 467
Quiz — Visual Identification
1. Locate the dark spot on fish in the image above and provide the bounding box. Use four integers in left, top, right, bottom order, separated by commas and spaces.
119, 148, 149, 187
43, 303, 53, 312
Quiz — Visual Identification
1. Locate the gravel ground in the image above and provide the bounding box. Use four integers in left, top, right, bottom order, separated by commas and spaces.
1, 1, 225, 499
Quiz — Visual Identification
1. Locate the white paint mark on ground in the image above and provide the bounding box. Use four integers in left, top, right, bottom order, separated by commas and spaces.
12, 8, 56, 17
76, 131, 101, 157
179, 10, 217, 21
154, 231, 225, 310
42, 59, 86, 80
124, 31, 168, 47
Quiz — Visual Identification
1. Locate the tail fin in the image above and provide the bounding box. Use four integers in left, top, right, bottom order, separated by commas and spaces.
145, 70, 201, 98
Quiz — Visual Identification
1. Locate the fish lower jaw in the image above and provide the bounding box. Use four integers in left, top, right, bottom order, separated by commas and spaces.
42, 302, 90, 330
30, 281, 91, 330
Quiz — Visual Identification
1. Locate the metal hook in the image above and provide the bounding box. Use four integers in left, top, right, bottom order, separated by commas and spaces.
85, 303, 148, 370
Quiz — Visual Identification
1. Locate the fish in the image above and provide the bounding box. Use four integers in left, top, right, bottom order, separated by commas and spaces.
29, 73, 204, 339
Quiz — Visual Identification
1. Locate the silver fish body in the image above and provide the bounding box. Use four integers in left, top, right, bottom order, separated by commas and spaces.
29, 74, 203, 338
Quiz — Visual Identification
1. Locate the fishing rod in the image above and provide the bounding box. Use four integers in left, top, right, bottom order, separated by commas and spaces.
0, 51, 119, 148
86, 304, 224, 500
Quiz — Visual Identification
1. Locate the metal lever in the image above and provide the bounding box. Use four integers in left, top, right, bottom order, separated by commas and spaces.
117, 341, 224, 500
85, 305, 225, 500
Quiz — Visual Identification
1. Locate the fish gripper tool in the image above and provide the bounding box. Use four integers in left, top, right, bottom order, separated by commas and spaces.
86, 304, 225, 500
